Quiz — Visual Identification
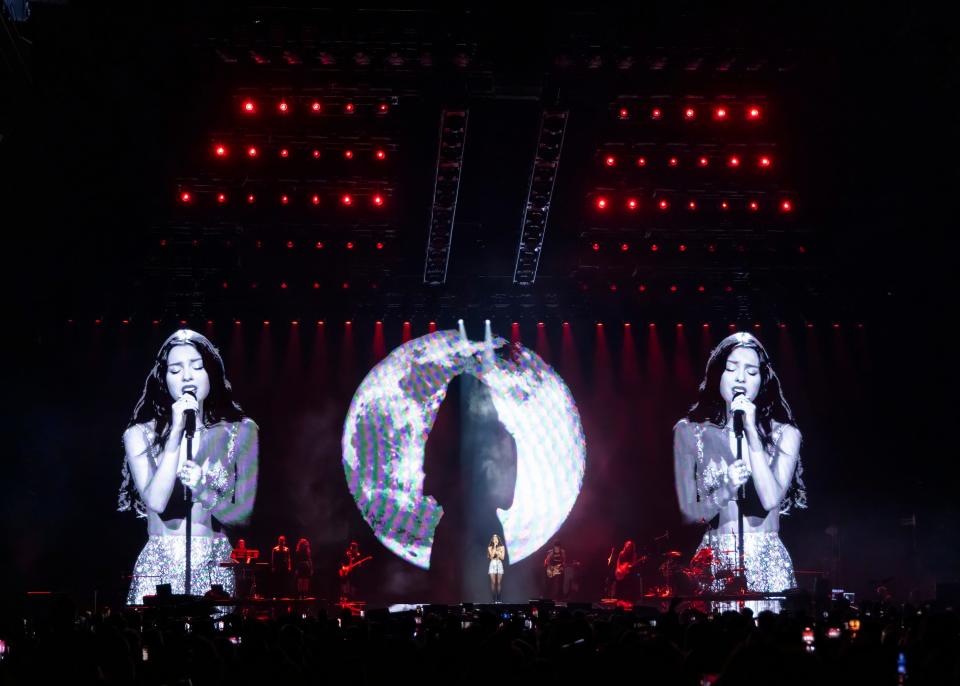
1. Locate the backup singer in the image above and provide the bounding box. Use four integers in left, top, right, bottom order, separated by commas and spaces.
295, 537, 313, 598
673, 332, 807, 608
119, 329, 259, 604
487, 534, 506, 603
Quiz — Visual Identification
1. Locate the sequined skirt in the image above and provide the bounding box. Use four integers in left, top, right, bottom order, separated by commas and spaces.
127, 534, 235, 604
488, 559, 504, 575
694, 530, 796, 611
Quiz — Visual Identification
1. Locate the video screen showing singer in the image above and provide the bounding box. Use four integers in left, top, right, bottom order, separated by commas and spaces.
118, 329, 259, 604
673, 332, 807, 609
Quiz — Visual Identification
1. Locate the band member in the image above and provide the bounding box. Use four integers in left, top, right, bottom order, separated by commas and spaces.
340, 541, 364, 602
294, 538, 313, 598
118, 329, 259, 604
487, 534, 506, 603
231, 538, 256, 598
271, 535, 292, 597
543, 541, 566, 600
612, 540, 638, 598
673, 332, 807, 611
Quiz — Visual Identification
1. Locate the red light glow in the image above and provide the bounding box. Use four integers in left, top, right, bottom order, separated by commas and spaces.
759, 156, 772, 168
626, 198, 638, 210
604, 155, 617, 167
311, 194, 320, 205
247, 194, 256, 204
344, 102, 355, 114
372, 194, 384, 206
748, 200, 759, 211
747, 106, 762, 120
344, 149, 354, 160
375, 149, 386, 160
636, 156, 647, 167
247, 146, 258, 158
346, 241, 354, 250
618, 107, 629, 119
278, 100, 289, 113
658, 199, 669, 210
668, 157, 679, 167
780, 199, 793, 212
651, 108, 662, 120
242, 100, 255, 113
214, 144, 227, 157
180, 191, 192, 203
591, 242, 600, 251
378, 102, 389, 113
595, 196, 608, 210
280, 194, 289, 204
311, 101, 322, 112
684, 107, 696, 120
714, 107, 728, 120
312, 149, 321, 159
280, 148, 289, 158
217, 193, 226, 203
727, 155, 740, 167
620, 242, 629, 252
687, 200, 697, 210
341, 194, 353, 206
698, 156, 709, 167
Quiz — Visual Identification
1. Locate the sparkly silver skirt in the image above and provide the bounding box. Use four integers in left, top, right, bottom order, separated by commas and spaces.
127, 534, 235, 604
694, 530, 796, 612
488, 558, 504, 575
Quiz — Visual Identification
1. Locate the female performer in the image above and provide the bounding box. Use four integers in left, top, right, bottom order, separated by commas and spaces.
487, 534, 506, 603
118, 329, 259, 604
673, 332, 806, 610
294, 537, 313, 598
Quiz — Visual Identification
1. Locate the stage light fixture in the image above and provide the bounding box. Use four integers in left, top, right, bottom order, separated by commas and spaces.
780, 199, 793, 212
759, 155, 772, 168
247, 146, 258, 158
179, 191, 192, 203
748, 200, 760, 211
341, 194, 353, 206
727, 155, 740, 167
620, 242, 629, 251
591, 242, 600, 251
687, 200, 697, 210
217, 193, 226, 203
626, 197, 638, 210
376, 241, 384, 250
280, 194, 289, 205
595, 196, 608, 210
312, 149, 321, 159
372, 194, 384, 206
684, 107, 696, 120
378, 102, 389, 114
668, 157, 679, 167
658, 199, 669, 210
278, 100, 289, 113
242, 99, 255, 113
344, 149, 354, 160
650, 243, 659, 252
720, 200, 730, 210
344, 102, 355, 114
604, 154, 617, 167
346, 242, 354, 250
214, 144, 227, 157
679, 244, 688, 252
638, 284, 647, 292
375, 149, 387, 160
698, 156, 709, 167
651, 107, 662, 120
286, 240, 294, 248
279, 148, 289, 158
747, 106, 762, 120
311, 194, 320, 205
714, 106, 728, 120
247, 193, 256, 204
311, 101, 322, 112
618, 107, 630, 119
636, 156, 647, 167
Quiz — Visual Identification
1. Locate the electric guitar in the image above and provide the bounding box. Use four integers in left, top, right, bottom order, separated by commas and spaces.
339, 555, 372, 578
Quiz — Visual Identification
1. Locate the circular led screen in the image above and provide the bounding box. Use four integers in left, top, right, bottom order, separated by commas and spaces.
342, 330, 585, 569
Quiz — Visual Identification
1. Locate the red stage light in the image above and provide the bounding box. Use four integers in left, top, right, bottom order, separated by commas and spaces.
698, 156, 709, 167
747, 106, 762, 120
687, 200, 697, 210
315, 241, 324, 249
780, 199, 793, 212
759, 155, 772, 168
727, 155, 740, 167
311, 194, 320, 205
280, 194, 289, 204
670, 285, 678, 292
372, 194, 384, 206
650, 243, 659, 252
242, 99, 255, 113
679, 244, 687, 252
626, 197, 638, 210
312, 149, 321, 159
604, 155, 617, 167
684, 107, 696, 120
636, 156, 647, 167
375, 149, 386, 160
341, 194, 353, 206
311, 101, 322, 112
658, 199, 669, 210
217, 193, 226, 203
346, 241, 354, 250
376, 241, 384, 250
247, 146, 258, 158
714, 106, 728, 120
344, 149, 354, 160
676, 323, 683, 328
313, 282, 320, 289
180, 191, 192, 203
278, 100, 289, 113
720, 200, 729, 210
703, 323, 710, 328
595, 196, 608, 210
214, 144, 227, 157
263, 320, 270, 326
798, 245, 806, 253
638, 284, 647, 292
291, 320, 299, 326
668, 157, 679, 167
247, 193, 256, 204
280, 282, 288, 289
344, 102, 355, 114
286, 240, 294, 248
591, 242, 600, 251
279, 148, 289, 158
651, 107, 663, 120
609, 283, 617, 292
620, 242, 629, 252
724, 285, 733, 292
697, 285, 705, 292
708, 243, 716, 252
748, 200, 759, 211
618, 107, 629, 119
378, 102, 389, 114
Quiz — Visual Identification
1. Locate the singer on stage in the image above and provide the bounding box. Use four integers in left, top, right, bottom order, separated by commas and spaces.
673, 332, 807, 607
118, 329, 259, 604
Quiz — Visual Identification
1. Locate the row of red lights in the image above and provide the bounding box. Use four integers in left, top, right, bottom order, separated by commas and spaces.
588, 242, 806, 254
178, 191, 386, 207
213, 143, 389, 161
616, 104, 763, 122
71, 319, 858, 330
603, 152, 773, 169
593, 195, 794, 213
240, 98, 390, 116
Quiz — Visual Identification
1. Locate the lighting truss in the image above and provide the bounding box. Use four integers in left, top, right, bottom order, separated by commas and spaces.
512, 109, 569, 285
422, 109, 468, 285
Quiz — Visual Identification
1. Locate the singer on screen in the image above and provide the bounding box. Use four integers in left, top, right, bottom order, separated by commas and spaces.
673, 332, 807, 606
118, 329, 259, 604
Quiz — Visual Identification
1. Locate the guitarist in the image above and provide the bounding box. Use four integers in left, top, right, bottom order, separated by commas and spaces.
339, 541, 368, 602
613, 540, 639, 598
542, 541, 566, 600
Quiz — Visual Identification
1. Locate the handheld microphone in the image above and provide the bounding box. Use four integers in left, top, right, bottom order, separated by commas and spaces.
183, 390, 197, 439
732, 390, 745, 438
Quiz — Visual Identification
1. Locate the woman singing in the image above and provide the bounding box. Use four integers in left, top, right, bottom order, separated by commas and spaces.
487, 534, 506, 603
118, 329, 259, 603
673, 332, 806, 610
295, 538, 313, 598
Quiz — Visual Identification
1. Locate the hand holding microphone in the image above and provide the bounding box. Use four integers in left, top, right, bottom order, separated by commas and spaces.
731, 391, 757, 437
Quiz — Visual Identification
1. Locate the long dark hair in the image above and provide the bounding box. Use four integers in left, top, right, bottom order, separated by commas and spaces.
488, 534, 504, 549
118, 329, 244, 516
687, 332, 807, 514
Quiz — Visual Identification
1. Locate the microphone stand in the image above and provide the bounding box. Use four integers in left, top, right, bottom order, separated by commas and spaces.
184, 416, 195, 596
735, 416, 746, 601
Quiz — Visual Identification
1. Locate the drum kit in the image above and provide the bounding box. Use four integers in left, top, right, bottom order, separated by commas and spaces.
642, 546, 742, 597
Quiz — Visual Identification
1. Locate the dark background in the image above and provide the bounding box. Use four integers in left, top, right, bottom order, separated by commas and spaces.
0, 1, 955, 607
